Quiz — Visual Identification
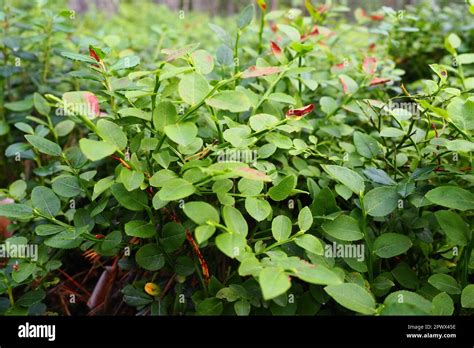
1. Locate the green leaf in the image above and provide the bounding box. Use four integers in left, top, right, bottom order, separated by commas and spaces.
293, 262, 343, 285
295, 234, 324, 255
92, 176, 114, 201
196, 298, 223, 315
149, 169, 177, 188
79, 139, 116, 161
215, 232, 247, 259
457, 53, 474, 64
161, 222, 185, 252
12, 263, 36, 283
120, 169, 144, 191
245, 197, 271, 222
61, 51, 98, 64
238, 4, 254, 29
195, 225, 216, 244
17, 289, 46, 307
363, 186, 399, 217
249, 113, 279, 132
33, 93, 50, 116
55, 120, 75, 137
153, 101, 177, 132
432, 292, 454, 315
428, 274, 461, 295
25, 135, 62, 156
384, 290, 432, 314
178, 72, 210, 105
373, 233, 412, 258
238, 178, 264, 196
111, 183, 148, 211
320, 96, 338, 114
117, 107, 151, 121
380, 127, 404, 138
461, 284, 474, 308
277, 24, 300, 41
9, 180, 27, 199
101, 230, 122, 251
44, 229, 83, 249
426, 186, 474, 211
268, 93, 296, 105
158, 178, 195, 201
223, 205, 248, 236
445, 139, 474, 152
122, 284, 153, 307
272, 215, 292, 242
429, 63, 448, 83
323, 165, 365, 195
164, 122, 198, 146
110, 55, 140, 71
353, 131, 381, 159
183, 201, 219, 225
0, 204, 33, 219
324, 283, 376, 315
234, 299, 250, 315
268, 175, 296, 201
298, 207, 313, 232
322, 215, 363, 241
206, 91, 251, 113
124, 220, 156, 238
32, 187, 61, 218
363, 168, 396, 185
36, 225, 64, 236
259, 267, 291, 300
434, 210, 470, 246
191, 49, 214, 75
447, 98, 474, 132
52, 175, 84, 198
135, 244, 164, 270
97, 119, 127, 150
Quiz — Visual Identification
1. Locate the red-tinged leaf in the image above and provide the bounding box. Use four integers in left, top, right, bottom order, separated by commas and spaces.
162, 45, 197, 62
0, 198, 13, 238
271, 41, 282, 56
89, 46, 100, 62
286, 104, 314, 118
256, 0, 267, 11
370, 14, 384, 21
363, 57, 377, 74
271, 23, 278, 32
333, 62, 346, 70
301, 27, 319, 41
84, 92, 100, 116
0, 198, 14, 205
317, 4, 329, 13
63, 91, 100, 119
241, 66, 281, 78
370, 77, 391, 86
317, 40, 328, 47
339, 76, 348, 94
235, 167, 272, 182
310, 26, 319, 35
368, 43, 376, 52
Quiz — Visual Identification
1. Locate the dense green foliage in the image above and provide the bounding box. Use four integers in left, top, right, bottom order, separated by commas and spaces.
0, 0, 473, 316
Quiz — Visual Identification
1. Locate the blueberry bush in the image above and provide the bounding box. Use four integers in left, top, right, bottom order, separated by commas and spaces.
0, 0, 473, 316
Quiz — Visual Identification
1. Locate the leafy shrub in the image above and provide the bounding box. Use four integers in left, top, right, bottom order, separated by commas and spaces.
0, 0, 473, 316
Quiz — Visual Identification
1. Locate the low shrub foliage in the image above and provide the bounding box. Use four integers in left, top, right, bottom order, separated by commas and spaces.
0, 0, 473, 316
